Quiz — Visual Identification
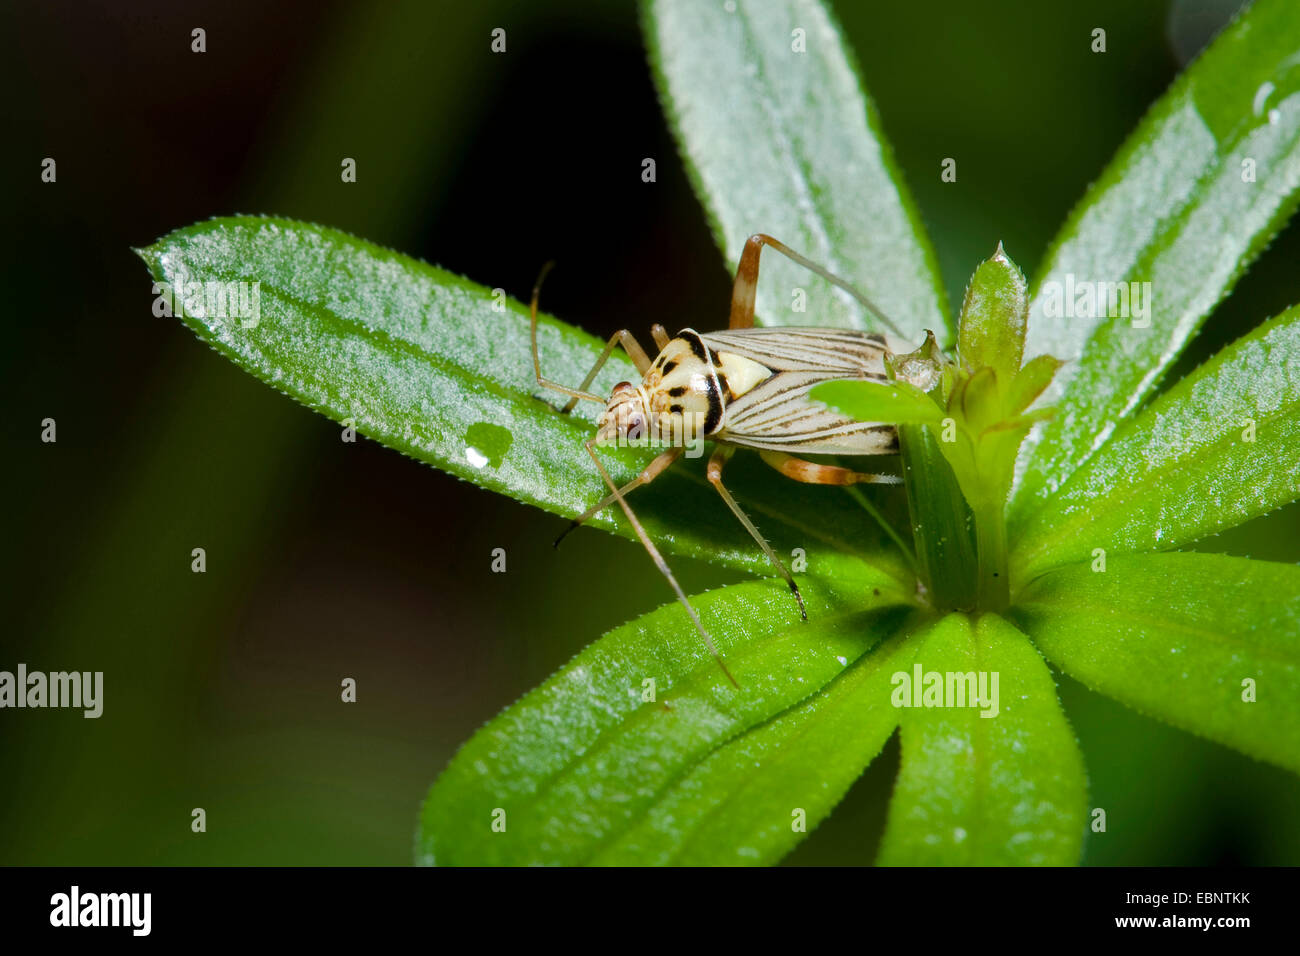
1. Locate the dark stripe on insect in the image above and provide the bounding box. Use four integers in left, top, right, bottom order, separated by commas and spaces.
671, 330, 726, 431
676, 329, 725, 433
703, 378, 723, 434
679, 330, 709, 362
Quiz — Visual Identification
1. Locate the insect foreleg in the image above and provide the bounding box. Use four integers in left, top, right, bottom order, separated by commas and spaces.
555, 447, 683, 548
706, 445, 807, 621
558, 328, 652, 415
583, 438, 739, 689
650, 324, 670, 350
759, 450, 903, 486
728, 233, 904, 337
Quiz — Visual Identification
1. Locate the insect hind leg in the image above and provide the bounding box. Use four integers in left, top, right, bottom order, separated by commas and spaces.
728, 233, 905, 337
759, 450, 902, 486
707, 445, 807, 621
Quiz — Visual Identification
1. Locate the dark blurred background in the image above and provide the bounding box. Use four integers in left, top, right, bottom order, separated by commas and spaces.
2, 0, 1296, 865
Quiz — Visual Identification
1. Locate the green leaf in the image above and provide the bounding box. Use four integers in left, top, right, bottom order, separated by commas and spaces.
1005, 355, 1063, 416
877, 613, 1087, 866
896, 416, 978, 610
1011, 552, 1300, 774
137, 216, 911, 584
417, 563, 923, 866
1011, 307, 1300, 581
1011, 0, 1300, 523
960, 366, 1001, 437
642, 0, 950, 342
591, 621, 923, 865
957, 243, 1028, 380
810, 379, 944, 425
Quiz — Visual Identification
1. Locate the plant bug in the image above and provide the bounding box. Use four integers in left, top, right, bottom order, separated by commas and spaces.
531, 234, 917, 687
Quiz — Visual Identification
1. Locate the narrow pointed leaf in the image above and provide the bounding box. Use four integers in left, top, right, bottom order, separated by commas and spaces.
877, 613, 1087, 866
1011, 0, 1300, 522
1011, 553, 1300, 774
643, 0, 950, 341
138, 216, 910, 583
416, 562, 920, 866
591, 623, 924, 865
1006, 355, 1063, 416
1012, 306, 1300, 581
811, 379, 944, 425
957, 243, 1028, 380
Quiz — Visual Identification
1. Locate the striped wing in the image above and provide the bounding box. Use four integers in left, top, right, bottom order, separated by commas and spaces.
699, 328, 903, 456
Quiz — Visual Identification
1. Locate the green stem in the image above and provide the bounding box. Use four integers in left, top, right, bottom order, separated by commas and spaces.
972, 492, 1009, 611
897, 421, 978, 611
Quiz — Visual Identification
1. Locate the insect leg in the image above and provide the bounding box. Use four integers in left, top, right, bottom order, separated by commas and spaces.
728, 233, 905, 337
759, 450, 903, 486
650, 324, 670, 350
555, 447, 683, 547
584, 438, 739, 688
706, 445, 807, 621
558, 328, 652, 414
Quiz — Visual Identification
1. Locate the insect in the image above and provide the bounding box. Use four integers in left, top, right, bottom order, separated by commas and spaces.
530, 234, 914, 686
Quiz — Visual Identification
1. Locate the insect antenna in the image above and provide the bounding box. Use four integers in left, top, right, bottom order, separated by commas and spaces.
530, 261, 607, 407
583, 438, 740, 689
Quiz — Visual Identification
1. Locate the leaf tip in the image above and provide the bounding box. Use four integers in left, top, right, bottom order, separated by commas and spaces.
131, 242, 164, 277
